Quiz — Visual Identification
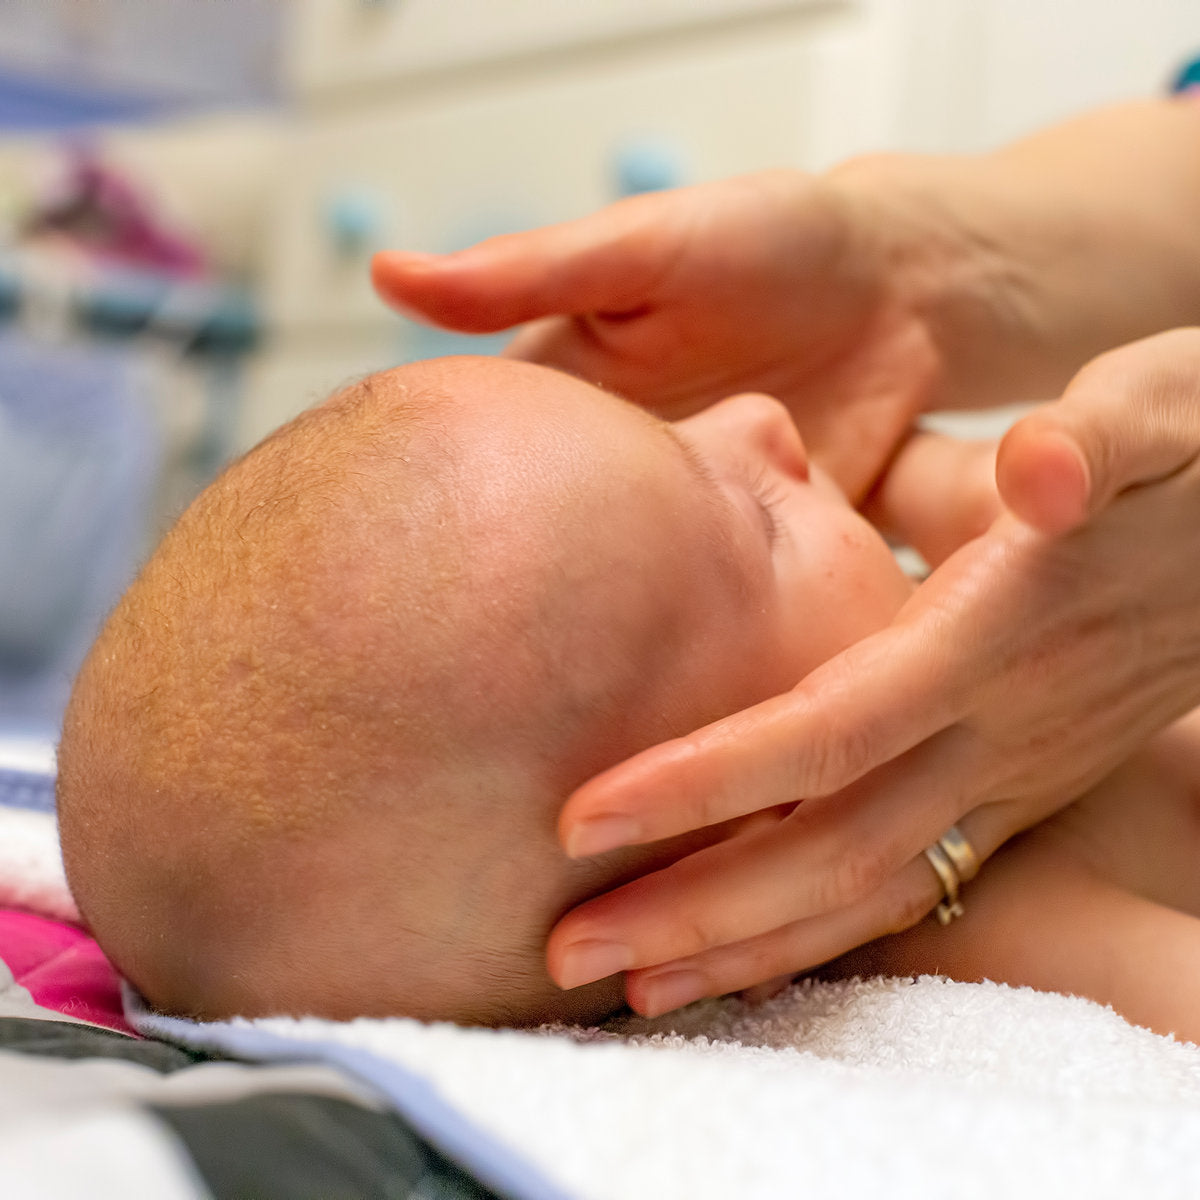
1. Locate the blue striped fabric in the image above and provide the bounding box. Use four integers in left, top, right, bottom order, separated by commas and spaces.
0, 767, 55, 814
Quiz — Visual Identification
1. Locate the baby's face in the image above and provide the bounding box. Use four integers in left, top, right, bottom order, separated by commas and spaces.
443, 356, 913, 737
657, 389, 912, 681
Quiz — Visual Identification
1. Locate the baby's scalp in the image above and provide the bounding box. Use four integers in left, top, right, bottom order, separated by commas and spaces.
58, 357, 734, 1024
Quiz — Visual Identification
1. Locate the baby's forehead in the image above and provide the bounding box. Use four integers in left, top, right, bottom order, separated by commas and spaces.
322, 357, 749, 615
357, 356, 653, 435
350, 359, 654, 484
361, 355, 610, 405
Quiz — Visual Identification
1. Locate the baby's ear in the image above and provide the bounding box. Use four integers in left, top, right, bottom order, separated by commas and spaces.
862, 430, 1000, 567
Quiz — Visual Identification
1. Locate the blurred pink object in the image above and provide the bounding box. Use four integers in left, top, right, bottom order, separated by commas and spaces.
0, 907, 134, 1035
27, 146, 206, 278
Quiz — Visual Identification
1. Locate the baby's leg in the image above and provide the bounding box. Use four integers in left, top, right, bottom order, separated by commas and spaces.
826, 829, 1200, 1044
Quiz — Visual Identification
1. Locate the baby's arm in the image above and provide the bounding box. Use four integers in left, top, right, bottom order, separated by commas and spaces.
833, 828, 1200, 1043
826, 712, 1200, 1043
862, 429, 1000, 567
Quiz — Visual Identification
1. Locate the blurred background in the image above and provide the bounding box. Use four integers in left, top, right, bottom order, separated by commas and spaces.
0, 0, 1197, 755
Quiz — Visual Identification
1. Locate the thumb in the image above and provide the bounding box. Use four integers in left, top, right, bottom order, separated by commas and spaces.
997, 328, 1200, 535
370, 193, 674, 334
995, 408, 1091, 535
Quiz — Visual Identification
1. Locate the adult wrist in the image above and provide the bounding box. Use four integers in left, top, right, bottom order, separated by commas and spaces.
828, 101, 1200, 414
823, 150, 1043, 412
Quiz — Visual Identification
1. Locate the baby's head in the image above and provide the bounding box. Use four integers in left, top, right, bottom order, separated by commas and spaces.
57, 356, 910, 1026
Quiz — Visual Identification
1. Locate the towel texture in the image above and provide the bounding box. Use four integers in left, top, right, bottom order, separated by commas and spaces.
148, 976, 1200, 1200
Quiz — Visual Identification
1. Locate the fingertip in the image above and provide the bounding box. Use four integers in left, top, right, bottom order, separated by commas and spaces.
369, 250, 438, 312
545, 954, 571, 993
558, 743, 678, 853
997, 422, 1091, 535
370, 247, 529, 332
625, 968, 707, 1018
562, 813, 644, 859
370, 249, 439, 279
558, 769, 644, 856
368, 251, 397, 301
556, 786, 593, 854
544, 916, 581, 990
546, 927, 633, 991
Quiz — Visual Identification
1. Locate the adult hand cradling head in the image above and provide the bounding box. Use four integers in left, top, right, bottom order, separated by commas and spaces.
371, 96, 1200, 1016
55, 348, 1200, 1042
58, 95, 1200, 1032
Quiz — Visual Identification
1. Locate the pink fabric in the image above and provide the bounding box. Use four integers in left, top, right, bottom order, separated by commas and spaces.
0, 908, 134, 1035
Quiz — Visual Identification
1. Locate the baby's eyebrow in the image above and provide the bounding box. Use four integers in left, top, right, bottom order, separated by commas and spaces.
660, 421, 719, 492
653, 420, 753, 598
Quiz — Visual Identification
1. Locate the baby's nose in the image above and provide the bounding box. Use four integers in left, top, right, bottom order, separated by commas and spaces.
727, 392, 809, 482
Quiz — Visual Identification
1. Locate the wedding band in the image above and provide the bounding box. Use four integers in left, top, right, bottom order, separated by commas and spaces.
937, 824, 980, 883
923, 824, 979, 924
923, 842, 964, 925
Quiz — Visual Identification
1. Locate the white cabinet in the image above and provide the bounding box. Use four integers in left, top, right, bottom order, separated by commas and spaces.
263, 12, 872, 338
240, 0, 1200, 447
245, 4, 888, 445
287, 0, 851, 96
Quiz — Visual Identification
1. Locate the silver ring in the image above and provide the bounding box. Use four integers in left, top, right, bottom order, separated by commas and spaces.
937, 824, 980, 884
923, 825, 980, 924
923, 842, 964, 925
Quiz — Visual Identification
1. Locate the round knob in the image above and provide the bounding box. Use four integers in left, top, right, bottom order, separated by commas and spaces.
1170, 53, 1200, 95
324, 188, 385, 255
611, 139, 685, 198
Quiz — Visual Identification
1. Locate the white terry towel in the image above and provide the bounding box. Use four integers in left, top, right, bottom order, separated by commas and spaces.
147, 974, 1200, 1200
9, 772, 1200, 1199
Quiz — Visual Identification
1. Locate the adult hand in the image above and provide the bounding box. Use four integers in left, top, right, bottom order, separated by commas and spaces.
374, 100, 1200, 503
372, 170, 950, 501
546, 328, 1200, 1017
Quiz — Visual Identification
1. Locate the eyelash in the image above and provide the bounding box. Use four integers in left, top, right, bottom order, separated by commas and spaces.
746, 465, 786, 548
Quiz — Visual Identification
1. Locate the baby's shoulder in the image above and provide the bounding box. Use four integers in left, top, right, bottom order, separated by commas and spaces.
1054, 713, 1200, 912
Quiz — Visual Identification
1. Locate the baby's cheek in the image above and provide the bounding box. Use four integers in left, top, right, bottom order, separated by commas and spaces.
781, 513, 910, 666
849, 523, 915, 622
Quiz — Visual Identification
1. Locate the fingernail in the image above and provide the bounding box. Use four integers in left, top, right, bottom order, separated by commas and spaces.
555, 940, 633, 990
377, 250, 438, 266
564, 814, 642, 858
637, 970, 706, 1018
